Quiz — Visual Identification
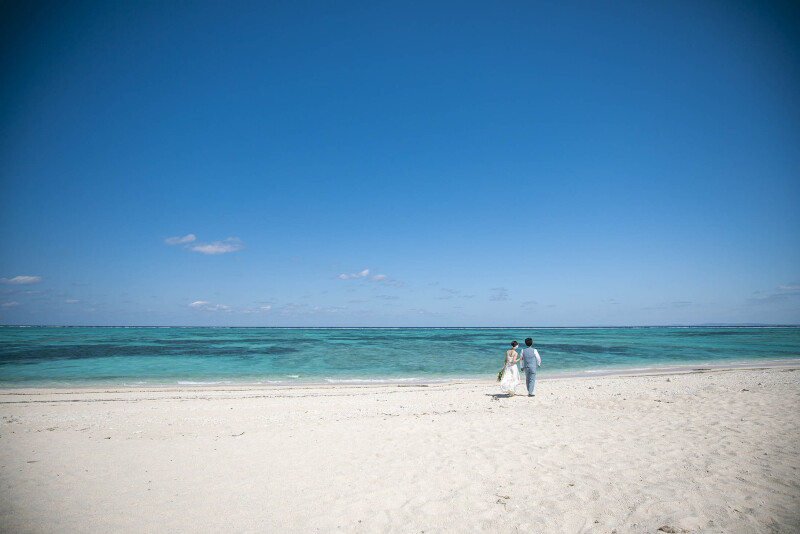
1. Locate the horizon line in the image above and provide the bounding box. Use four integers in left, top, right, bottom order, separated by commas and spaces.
2, 324, 798, 329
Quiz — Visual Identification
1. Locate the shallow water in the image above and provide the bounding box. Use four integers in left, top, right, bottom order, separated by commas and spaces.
0, 326, 798, 386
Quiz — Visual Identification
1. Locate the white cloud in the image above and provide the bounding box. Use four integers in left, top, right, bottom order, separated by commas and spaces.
241, 305, 272, 314
189, 237, 243, 255
188, 300, 232, 311
165, 235, 243, 255
749, 291, 800, 306
278, 303, 308, 315
192, 302, 273, 314
383, 280, 404, 287
1, 301, 19, 307
164, 234, 197, 245
338, 269, 370, 280
490, 288, 509, 301
0, 276, 42, 285
65, 299, 80, 304
336, 271, 394, 283
747, 282, 800, 306
312, 306, 346, 313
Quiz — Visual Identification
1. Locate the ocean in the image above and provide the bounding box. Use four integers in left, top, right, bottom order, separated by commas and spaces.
0, 326, 798, 387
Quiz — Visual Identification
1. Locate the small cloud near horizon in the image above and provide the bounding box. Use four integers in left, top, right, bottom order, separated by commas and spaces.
241, 305, 272, 314
749, 292, 800, 306
747, 281, 800, 306
188, 300, 232, 312
0, 276, 42, 285
278, 303, 308, 315
311, 306, 346, 314
490, 288, 509, 301
643, 301, 694, 311
1, 301, 19, 307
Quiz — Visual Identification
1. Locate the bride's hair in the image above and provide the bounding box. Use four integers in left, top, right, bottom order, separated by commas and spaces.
511, 341, 518, 347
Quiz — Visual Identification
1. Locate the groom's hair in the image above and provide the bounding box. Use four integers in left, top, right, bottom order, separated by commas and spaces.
525, 338, 533, 347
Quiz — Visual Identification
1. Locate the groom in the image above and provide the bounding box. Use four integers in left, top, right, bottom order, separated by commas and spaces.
519, 337, 541, 396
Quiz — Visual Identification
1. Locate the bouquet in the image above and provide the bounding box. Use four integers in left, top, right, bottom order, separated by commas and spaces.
497, 368, 504, 382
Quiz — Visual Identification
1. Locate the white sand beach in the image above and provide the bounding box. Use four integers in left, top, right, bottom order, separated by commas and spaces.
1, 367, 799, 533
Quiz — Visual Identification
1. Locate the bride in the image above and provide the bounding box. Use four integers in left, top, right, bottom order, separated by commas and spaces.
499, 341, 521, 396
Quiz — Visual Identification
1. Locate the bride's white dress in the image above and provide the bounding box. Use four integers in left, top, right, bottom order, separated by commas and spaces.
499, 351, 520, 394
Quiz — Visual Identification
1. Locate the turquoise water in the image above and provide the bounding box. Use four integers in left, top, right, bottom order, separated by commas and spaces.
0, 326, 798, 387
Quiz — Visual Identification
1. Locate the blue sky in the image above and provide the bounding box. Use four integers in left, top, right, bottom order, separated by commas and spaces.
1, 0, 798, 326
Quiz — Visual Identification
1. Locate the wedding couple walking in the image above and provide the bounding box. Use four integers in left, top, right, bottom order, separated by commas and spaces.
499, 338, 541, 397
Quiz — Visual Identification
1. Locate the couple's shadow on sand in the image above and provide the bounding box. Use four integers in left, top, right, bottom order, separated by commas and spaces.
486, 393, 529, 399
